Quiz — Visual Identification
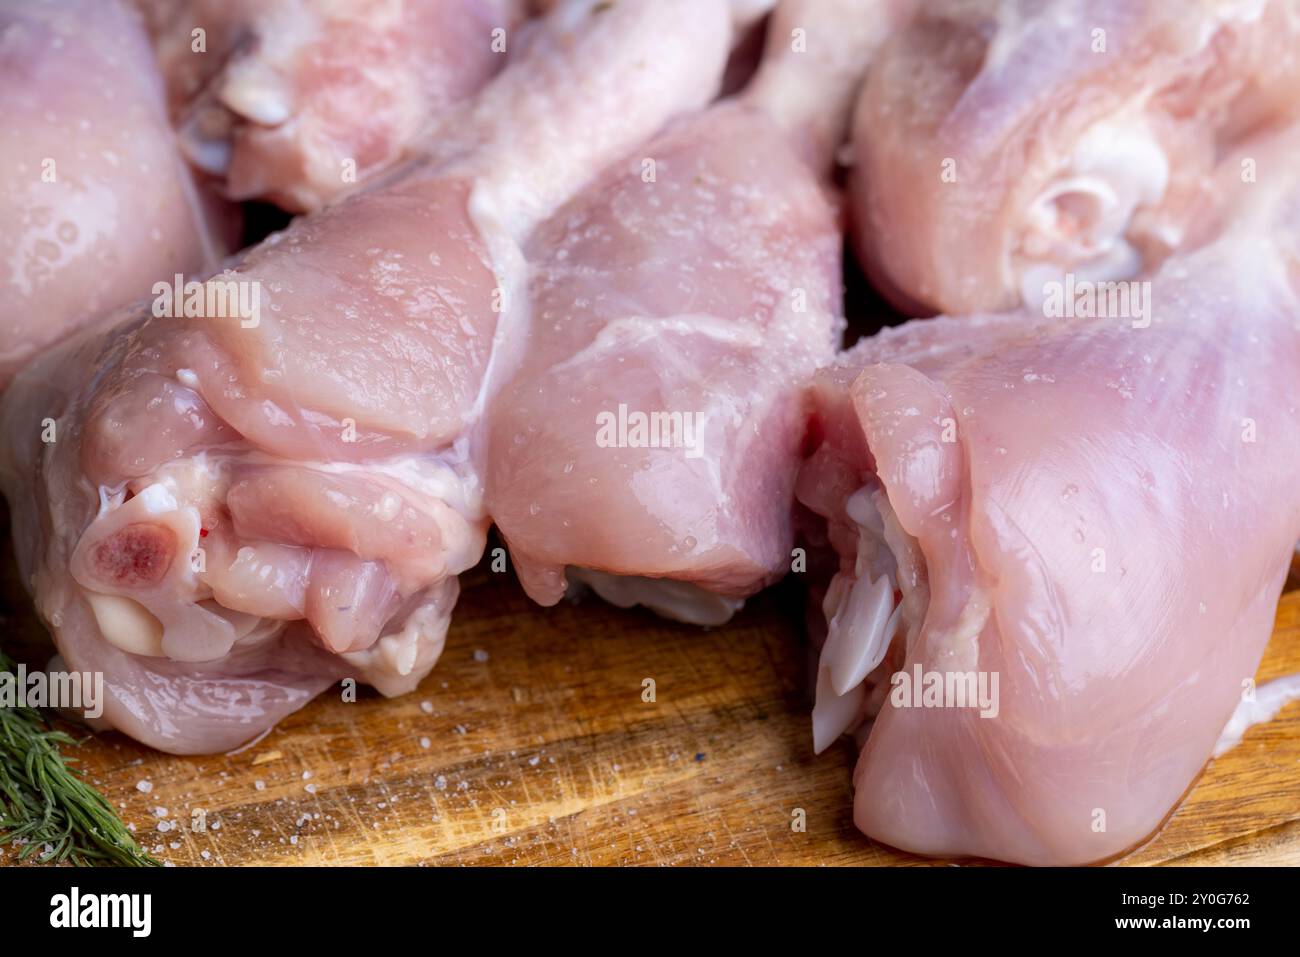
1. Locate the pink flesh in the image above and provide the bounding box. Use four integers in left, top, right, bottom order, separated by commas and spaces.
486, 103, 842, 604
142, 0, 521, 212
187, 175, 501, 459
799, 137, 1300, 864
304, 550, 402, 654
0, 0, 734, 753
485, 0, 901, 610
0, 0, 230, 389
225, 465, 471, 587
850, 0, 1300, 314
203, 533, 312, 621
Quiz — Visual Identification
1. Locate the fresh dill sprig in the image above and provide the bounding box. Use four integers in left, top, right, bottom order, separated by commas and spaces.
0, 650, 158, 866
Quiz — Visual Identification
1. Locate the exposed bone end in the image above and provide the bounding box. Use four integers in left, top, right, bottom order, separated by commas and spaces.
1014, 117, 1171, 305
90, 522, 178, 588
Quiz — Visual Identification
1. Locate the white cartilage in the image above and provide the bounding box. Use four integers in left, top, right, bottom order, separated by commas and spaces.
85, 592, 166, 658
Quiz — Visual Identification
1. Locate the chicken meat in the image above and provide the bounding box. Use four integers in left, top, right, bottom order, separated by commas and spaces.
849, 0, 1300, 315
0, 0, 232, 390
135, 0, 525, 213
798, 125, 1300, 864
485, 0, 913, 624
0, 0, 734, 753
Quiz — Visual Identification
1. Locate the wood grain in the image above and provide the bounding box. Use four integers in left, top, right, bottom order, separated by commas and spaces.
1, 520, 1297, 866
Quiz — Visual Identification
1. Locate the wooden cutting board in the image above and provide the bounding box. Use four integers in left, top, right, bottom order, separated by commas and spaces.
2, 520, 1298, 866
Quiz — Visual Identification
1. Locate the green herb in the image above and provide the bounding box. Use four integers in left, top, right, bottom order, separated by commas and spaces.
0, 650, 158, 866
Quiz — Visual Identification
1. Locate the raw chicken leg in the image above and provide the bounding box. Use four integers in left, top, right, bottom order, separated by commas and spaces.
0, 0, 231, 390
850, 0, 1300, 315
485, 0, 910, 624
797, 126, 1300, 865
0, 0, 734, 754
139, 0, 524, 212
